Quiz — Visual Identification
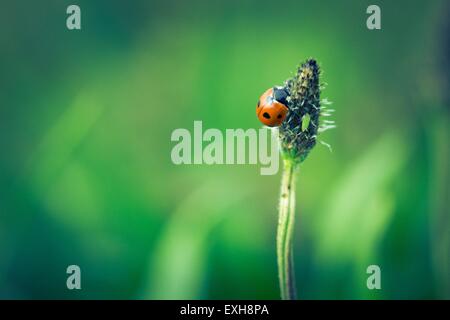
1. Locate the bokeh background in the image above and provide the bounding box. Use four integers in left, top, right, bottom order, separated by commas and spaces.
0, 0, 449, 299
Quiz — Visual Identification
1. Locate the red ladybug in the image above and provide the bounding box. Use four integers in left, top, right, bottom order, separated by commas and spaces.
256, 87, 289, 127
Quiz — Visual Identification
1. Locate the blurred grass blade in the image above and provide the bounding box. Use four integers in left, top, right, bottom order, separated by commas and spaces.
315, 132, 408, 266
143, 180, 248, 299
29, 93, 104, 190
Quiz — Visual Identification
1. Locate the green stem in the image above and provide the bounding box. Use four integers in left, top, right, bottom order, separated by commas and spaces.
277, 159, 298, 300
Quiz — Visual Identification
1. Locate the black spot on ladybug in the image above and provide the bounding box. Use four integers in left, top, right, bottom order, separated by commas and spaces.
263, 112, 271, 119
277, 114, 282, 119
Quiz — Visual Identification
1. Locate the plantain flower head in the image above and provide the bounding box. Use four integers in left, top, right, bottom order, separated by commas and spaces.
279, 59, 333, 163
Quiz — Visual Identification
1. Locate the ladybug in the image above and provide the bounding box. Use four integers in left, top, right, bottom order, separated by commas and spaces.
256, 86, 290, 127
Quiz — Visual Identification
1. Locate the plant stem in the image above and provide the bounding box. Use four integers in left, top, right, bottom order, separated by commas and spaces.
277, 158, 298, 300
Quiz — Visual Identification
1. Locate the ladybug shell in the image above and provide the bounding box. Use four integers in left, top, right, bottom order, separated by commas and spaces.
256, 88, 288, 127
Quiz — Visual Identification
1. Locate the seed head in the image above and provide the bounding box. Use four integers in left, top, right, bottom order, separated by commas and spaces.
279, 59, 322, 163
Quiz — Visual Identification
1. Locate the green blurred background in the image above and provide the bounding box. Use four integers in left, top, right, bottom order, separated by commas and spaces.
0, 0, 449, 299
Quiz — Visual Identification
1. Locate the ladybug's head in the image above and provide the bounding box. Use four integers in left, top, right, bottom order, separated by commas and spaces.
273, 87, 290, 107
